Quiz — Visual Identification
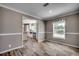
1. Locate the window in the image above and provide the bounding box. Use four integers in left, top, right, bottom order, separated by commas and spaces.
23, 19, 37, 33
53, 19, 65, 39
30, 23, 37, 32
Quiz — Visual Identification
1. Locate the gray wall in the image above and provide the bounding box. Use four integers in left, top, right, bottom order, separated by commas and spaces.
45, 13, 79, 48
0, 7, 22, 53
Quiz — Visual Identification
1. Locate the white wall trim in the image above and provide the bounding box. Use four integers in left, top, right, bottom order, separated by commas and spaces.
0, 4, 41, 19
49, 40, 79, 48
0, 45, 24, 54
0, 33, 22, 36
38, 32, 79, 34
66, 32, 79, 34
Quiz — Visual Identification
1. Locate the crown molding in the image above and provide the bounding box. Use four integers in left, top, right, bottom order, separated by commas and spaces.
0, 4, 41, 20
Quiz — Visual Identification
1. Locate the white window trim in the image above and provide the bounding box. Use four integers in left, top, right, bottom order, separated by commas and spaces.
53, 19, 65, 39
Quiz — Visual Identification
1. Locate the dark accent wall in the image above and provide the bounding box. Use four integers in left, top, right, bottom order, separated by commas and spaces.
0, 7, 22, 53
45, 13, 79, 48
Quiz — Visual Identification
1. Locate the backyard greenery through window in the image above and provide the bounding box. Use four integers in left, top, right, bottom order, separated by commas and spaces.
53, 19, 65, 39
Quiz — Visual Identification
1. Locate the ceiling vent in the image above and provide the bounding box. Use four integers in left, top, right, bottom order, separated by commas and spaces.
43, 3, 49, 7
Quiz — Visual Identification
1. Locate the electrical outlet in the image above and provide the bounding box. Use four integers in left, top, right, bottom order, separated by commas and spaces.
9, 44, 11, 48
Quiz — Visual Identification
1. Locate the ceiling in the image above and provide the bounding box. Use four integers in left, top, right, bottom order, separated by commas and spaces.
0, 3, 79, 20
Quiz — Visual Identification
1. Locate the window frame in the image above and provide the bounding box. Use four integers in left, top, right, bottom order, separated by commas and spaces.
53, 19, 65, 39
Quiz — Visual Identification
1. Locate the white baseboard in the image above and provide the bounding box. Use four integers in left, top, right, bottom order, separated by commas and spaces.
48, 40, 79, 48
38, 39, 45, 42
0, 45, 24, 54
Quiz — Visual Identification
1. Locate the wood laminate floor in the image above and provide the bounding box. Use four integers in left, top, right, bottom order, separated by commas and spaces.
1, 38, 79, 56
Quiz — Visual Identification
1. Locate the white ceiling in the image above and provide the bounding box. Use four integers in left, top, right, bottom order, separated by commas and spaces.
0, 3, 79, 20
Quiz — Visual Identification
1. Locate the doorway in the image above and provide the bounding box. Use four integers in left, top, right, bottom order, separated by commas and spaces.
22, 16, 37, 45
